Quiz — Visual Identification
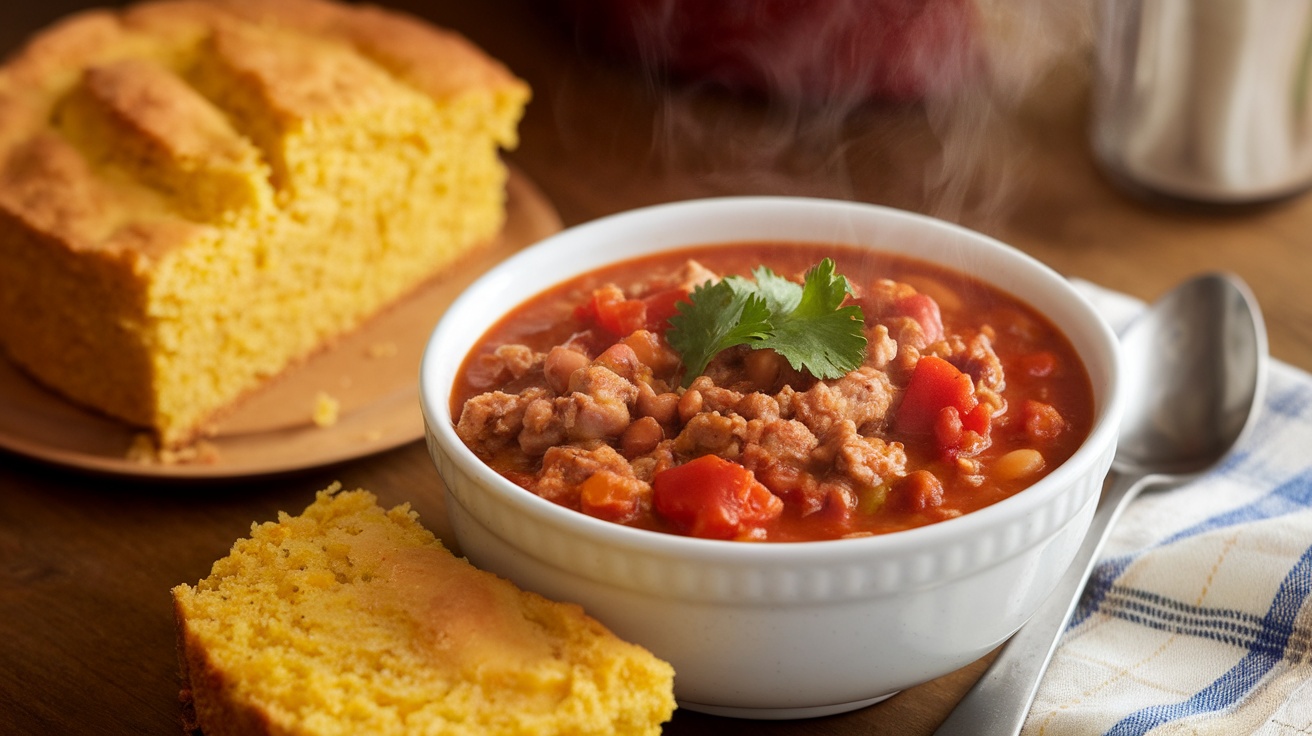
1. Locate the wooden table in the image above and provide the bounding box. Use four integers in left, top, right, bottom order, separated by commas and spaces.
2, 2, 1309, 734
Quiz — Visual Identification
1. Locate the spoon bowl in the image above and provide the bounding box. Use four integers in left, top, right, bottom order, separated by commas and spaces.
936, 272, 1268, 735
1116, 274, 1267, 477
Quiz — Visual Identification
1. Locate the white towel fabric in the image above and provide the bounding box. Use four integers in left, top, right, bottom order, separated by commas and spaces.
1022, 280, 1312, 735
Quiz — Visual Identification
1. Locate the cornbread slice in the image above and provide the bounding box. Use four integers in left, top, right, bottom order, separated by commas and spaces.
172, 486, 677, 736
0, 0, 529, 446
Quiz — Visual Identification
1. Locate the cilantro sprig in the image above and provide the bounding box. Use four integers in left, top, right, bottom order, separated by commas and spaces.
666, 259, 867, 387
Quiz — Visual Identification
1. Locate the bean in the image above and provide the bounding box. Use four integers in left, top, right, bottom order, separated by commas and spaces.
621, 416, 664, 457
677, 389, 703, 424
744, 348, 784, 391
637, 388, 680, 426
595, 343, 640, 380
894, 470, 944, 511
993, 448, 1045, 481
544, 346, 589, 394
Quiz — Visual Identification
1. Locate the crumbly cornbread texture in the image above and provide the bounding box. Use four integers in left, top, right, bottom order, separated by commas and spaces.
0, 0, 529, 446
172, 487, 677, 736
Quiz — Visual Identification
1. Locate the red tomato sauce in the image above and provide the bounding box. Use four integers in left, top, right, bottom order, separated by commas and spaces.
452, 242, 1094, 542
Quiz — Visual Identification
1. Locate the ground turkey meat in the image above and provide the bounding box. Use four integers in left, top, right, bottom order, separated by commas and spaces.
452, 251, 1094, 542
674, 412, 749, 458
516, 364, 639, 454
739, 417, 823, 513
786, 366, 896, 436
533, 444, 650, 510
814, 420, 908, 492
455, 386, 551, 455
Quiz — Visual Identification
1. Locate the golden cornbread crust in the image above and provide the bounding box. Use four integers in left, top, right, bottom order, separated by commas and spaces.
0, 0, 530, 447
172, 486, 677, 736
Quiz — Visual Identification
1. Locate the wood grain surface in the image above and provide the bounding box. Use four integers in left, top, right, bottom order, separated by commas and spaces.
2, 1, 1309, 734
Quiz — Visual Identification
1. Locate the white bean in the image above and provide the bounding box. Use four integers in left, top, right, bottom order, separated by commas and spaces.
993, 448, 1045, 481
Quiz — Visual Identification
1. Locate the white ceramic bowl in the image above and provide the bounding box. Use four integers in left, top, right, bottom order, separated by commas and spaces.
419, 197, 1124, 719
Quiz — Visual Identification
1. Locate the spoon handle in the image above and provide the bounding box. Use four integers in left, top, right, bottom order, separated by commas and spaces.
933, 470, 1150, 736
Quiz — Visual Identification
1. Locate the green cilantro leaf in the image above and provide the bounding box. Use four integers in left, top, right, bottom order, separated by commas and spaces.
665, 258, 866, 386
758, 259, 867, 379
666, 279, 772, 382
733, 266, 802, 315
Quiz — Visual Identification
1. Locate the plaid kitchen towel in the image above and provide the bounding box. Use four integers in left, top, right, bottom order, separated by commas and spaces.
1022, 280, 1312, 736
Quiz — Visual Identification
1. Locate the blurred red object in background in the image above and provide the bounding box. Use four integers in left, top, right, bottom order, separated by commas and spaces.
560, 0, 983, 104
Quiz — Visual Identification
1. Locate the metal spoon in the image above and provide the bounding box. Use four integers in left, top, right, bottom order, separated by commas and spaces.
934, 272, 1268, 736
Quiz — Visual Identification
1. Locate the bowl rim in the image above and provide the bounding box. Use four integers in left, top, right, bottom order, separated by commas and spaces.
420, 196, 1124, 566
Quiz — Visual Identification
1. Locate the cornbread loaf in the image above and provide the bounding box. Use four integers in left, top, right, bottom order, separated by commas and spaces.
172, 486, 677, 736
0, 0, 529, 447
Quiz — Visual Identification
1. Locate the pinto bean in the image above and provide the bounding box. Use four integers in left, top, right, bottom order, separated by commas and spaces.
621, 416, 664, 458
594, 343, 641, 381
637, 386, 680, 426
745, 348, 785, 391
893, 470, 944, 511
544, 346, 590, 394
677, 389, 704, 424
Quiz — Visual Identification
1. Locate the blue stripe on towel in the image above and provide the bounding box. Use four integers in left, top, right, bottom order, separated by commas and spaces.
1266, 374, 1312, 420
1101, 587, 1266, 647
1094, 585, 1312, 662
1152, 471, 1312, 545
1103, 543, 1312, 736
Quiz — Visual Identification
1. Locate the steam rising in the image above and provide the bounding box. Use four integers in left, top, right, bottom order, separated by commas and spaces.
560, 0, 1093, 231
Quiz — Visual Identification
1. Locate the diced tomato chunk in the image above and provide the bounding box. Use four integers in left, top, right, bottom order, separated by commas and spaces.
896, 355, 977, 435
598, 299, 647, 335
932, 403, 992, 459
894, 292, 944, 345
574, 287, 603, 321
572, 285, 608, 323
579, 471, 643, 523
901, 356, 995, 457
641, 287, 690, 333
933, 405, 962, 450
653, 454, 783, 540
575, 285, 649, 336
962, 402, 991, 435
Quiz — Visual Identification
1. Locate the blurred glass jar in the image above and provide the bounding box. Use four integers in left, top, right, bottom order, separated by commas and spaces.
559, 0, 983, 104
1092, 0, 1312, 204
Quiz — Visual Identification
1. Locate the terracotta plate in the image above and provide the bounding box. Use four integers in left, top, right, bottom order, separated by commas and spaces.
0, 168, 562, 479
